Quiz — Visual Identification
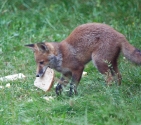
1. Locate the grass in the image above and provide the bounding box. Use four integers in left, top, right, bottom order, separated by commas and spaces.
0, 0, 141, 124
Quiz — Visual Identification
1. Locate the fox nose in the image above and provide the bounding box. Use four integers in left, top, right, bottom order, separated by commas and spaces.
36, 74, 40, 77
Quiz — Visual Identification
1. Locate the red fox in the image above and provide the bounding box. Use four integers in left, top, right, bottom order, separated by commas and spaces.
26, 23, 141, 95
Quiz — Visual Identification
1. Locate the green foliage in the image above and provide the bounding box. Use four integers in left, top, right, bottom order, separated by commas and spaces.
0, 0, 141, 124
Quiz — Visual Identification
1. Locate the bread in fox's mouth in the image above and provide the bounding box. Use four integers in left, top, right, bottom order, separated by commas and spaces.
34, 67, 54, 92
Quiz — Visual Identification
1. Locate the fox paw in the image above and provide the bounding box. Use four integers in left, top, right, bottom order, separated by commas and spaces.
69, 84, 78, 96
55, 83, 62, 96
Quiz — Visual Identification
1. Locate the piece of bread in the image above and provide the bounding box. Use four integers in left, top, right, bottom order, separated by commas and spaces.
0, 73, 26, 81
34, 68, 54, 92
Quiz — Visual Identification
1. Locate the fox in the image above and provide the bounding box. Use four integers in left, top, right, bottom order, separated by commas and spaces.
25, 23, 141, 95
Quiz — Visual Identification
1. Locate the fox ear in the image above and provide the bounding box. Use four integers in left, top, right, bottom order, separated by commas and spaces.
25, 44, 35, 51
37, 43, 49, 52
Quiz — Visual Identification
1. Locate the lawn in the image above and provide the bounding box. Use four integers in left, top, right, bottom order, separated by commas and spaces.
0, 0, 141, 125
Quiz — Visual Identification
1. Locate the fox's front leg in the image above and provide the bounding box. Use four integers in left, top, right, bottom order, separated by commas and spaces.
55, 74, 70, 95
69, 67, 84, 96
55, 77, 65, 95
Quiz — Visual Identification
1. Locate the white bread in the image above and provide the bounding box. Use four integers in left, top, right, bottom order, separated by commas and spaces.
34, 68, 54, 92
0, 73, 26, 81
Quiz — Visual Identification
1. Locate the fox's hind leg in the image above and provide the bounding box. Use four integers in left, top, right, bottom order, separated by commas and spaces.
93, 59, 113, 85
110, 59, 122, 85
92, 55, 121, 85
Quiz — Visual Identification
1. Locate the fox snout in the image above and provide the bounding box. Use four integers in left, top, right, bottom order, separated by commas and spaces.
36, 65, 48, 77
36, 69, 44, 77
36, 72, 43, 77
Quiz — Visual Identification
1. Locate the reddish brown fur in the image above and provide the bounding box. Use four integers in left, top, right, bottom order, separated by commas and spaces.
26, 23, 141, 95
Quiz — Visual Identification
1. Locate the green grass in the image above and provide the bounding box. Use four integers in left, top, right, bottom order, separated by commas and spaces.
0, 0, 141, 124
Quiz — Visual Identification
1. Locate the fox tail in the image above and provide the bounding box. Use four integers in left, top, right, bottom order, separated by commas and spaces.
121, 38, 141, 65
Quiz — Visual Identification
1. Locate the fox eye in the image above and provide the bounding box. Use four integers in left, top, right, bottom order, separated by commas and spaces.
39, 61, 44, 65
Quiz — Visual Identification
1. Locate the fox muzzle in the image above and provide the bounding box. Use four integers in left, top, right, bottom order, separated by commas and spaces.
36, 65, 48, 77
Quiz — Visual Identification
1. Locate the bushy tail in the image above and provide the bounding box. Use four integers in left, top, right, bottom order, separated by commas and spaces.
121, 38, 141, 65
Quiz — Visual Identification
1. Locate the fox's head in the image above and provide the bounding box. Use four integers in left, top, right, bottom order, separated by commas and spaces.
25, 43, 56, 77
